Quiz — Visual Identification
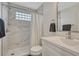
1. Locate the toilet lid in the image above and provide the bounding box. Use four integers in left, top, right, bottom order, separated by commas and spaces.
31, 46, 42, 52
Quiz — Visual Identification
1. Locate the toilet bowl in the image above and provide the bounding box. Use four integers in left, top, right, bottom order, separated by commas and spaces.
31, 45, 42, 56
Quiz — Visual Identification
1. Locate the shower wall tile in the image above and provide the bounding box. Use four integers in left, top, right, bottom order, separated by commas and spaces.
6, 20, 31, 55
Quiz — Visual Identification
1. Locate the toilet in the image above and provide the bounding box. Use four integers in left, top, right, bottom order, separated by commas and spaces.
31, 45, 42, 56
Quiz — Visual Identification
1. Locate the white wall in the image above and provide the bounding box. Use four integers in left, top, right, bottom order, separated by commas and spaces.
58, 3, 79, 31
76, 4, 79, 31
2, 2, 9, 32
2, 2, 9, 56
43, 2, 57, 36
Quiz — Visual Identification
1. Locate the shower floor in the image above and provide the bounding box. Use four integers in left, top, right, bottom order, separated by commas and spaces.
5, 46, 30, 56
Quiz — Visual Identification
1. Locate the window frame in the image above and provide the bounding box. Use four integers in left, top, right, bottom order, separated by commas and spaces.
15, 10, 32, 21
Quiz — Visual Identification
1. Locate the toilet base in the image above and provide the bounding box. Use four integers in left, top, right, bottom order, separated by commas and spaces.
31, 45, 42, 56
31, 53, 42, 56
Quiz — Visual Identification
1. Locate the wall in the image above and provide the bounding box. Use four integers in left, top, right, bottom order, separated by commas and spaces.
37, 4, 43, 15
43, 2, 57, 36
76, 4, 79, 31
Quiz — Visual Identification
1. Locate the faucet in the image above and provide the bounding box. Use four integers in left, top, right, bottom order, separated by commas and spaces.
67, 31, 71, 39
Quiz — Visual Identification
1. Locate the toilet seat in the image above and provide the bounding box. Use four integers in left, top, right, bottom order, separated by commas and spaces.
31, 46, 42, 56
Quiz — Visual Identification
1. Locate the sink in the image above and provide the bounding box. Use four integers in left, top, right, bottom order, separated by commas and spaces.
61, 38, 79, 46
42, 36, 79, 47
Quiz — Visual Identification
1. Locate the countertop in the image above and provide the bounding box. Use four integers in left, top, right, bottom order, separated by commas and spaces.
42, 36, 79, 55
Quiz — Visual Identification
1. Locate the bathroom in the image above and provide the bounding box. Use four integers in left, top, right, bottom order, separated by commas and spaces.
0, 2, 79, 56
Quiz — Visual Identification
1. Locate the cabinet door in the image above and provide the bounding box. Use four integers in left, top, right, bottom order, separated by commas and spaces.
45, 46, 73, 56
42, 41, 74, 56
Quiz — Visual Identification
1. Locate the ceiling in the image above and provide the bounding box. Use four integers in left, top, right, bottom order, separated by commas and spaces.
11, 2, 79, 12
58, 2, 79, 11
11, 2, 43, 10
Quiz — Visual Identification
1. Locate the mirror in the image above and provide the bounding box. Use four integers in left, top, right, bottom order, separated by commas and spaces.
58, 2, 79, 32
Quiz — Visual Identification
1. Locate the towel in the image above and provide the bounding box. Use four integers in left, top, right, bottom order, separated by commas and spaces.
49, 23, 56, 32
0, 18, 5, 38
62, 24, 71, 31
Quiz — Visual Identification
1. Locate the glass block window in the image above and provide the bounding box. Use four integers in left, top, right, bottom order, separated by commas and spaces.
16, 11, 32, 21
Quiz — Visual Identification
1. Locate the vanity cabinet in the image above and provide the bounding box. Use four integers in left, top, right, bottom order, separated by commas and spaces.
42, 39, 74, 56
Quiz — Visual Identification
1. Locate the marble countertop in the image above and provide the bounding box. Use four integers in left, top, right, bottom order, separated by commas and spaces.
41, 36, 79, 55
